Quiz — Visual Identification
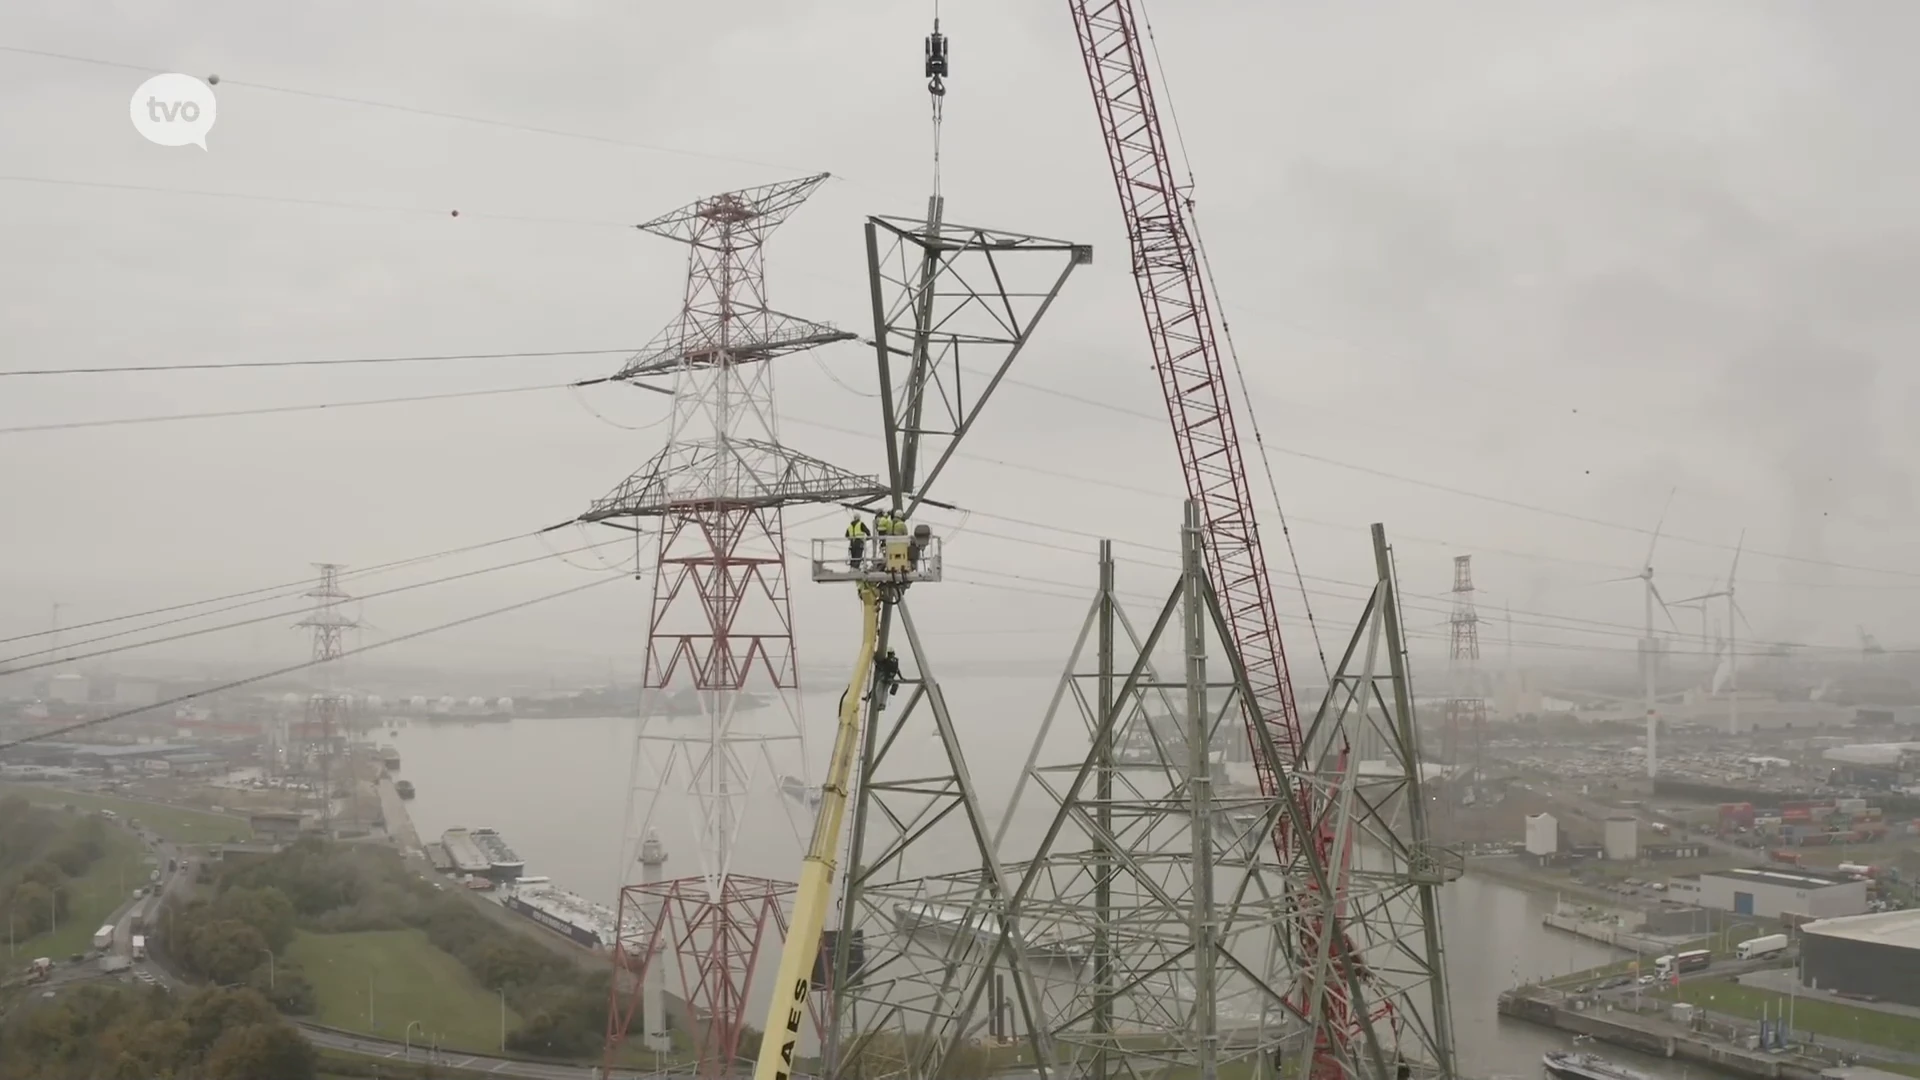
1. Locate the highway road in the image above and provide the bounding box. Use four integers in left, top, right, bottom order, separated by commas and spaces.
298, 1025, 631, 1079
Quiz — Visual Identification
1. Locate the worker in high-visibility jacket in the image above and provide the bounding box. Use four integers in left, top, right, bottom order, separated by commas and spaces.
874, 509, 894, 540
845, 515, 870, 569
875, 648, 902, 703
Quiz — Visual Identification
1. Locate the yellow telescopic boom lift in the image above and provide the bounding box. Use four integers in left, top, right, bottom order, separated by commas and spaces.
755, 521, 939, 1080
758, 582, 878, 1080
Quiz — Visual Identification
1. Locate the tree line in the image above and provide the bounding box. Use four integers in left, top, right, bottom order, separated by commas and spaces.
0, 797, 108, 939
0, 983, 315, 1080
161, 837, 609, 1058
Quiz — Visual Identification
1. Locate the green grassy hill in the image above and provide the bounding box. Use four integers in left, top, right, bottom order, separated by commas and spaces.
288, 929, 520, 1053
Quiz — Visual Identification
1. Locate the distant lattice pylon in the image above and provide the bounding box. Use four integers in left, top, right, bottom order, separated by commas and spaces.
295, 563, 357, 835
1444, 555, 1486, 779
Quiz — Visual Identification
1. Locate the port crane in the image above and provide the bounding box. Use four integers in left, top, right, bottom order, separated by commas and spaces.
1066, 3, 1391, 1078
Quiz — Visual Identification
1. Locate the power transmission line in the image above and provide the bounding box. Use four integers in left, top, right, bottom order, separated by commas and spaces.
0, 174, 633, 226
775, 400, 1920, 586
0, 45, 824, 177
0, 528, 546, 645
0, 347, 638, 378
0, 572, 627, 751
0, 533, 629, 674
0, 381, 573, 435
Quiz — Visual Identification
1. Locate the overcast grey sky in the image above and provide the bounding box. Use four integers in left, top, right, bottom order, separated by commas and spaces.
4, 0, 1918, 688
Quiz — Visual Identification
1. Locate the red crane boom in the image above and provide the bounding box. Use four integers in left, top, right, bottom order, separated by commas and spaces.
1064, 0, 1302, 820
1066, 3, 1385, 1077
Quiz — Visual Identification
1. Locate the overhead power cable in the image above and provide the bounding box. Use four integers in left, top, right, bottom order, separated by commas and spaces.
0, 174, 632, 227
0, 46, 823, 177
0, 347, 639, 378
0, 572, 626, 751
774, 408, 1908, 593
793, 372, 1920, 585
0, 533, 629, 674
0, 528, 546, 646
0, 381, 574, 435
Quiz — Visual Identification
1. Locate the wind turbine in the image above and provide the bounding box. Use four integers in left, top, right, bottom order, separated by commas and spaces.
1609, 491, 1683, 779
1670, 583, 1716, 691
1675, 530, 1751, 736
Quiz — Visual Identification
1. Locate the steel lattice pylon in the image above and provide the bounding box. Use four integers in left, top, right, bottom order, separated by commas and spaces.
294, 563, 357, 836
819, 204, 1089, 1080
1441, 557, 1486, 798
584, 173, 886, 1076
968, 511, 1460, 1080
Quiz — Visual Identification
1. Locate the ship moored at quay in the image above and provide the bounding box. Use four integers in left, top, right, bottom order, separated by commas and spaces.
441, 828, 491, 876
471, 828, 524, 879
440, 827, 524, 881
1542, 1051, 1650, 1080
499, 877, 620, 951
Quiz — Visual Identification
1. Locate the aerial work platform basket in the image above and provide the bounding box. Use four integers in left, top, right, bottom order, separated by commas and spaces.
810, 533, 942, 585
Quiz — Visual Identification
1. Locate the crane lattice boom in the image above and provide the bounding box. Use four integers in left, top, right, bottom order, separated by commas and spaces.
1066, 2, 1385, 1076
1066, 1, 1300, 771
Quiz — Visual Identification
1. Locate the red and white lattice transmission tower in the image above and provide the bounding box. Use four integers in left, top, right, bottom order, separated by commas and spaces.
1444, 556, 1486, 780
580, 173, 886, 1076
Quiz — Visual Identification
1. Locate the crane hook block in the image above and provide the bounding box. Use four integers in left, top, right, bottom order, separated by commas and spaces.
925, 25, 949, 82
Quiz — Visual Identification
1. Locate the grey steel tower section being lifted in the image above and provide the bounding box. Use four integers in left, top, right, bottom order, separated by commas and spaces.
819, 202, 1091, 1080
583, 173, 886, 1076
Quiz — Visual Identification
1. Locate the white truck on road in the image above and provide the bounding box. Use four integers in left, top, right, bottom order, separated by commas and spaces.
90, 925, 115, 951
1737, 933, 1790, 960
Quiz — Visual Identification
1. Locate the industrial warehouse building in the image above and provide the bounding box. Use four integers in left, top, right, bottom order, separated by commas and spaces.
1680, 867, 1869, 920
1801, 910, 1920, 1007
1603, 816, 1638, 861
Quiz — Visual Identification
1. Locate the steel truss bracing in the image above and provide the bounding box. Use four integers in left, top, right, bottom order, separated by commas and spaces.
963, 509, 1460, 1080
864, 207, 1092, 516
821, 206, 1089, 1080
588, 173, 884, 1077
609, 875, 800, 1067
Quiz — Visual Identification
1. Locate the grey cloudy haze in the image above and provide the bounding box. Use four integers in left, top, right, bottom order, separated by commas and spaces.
4, 0, 1918, 688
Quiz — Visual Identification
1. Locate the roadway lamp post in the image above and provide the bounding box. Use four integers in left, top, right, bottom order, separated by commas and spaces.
498, 986, 507, 1052
1721, 920, 1759, 954
404, 1021, 422, 1062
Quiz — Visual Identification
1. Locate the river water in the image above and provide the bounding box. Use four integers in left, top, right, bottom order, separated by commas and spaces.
386, 677, 1714, 1080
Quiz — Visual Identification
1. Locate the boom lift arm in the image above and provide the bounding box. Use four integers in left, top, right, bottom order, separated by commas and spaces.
754, 582, 882, 1080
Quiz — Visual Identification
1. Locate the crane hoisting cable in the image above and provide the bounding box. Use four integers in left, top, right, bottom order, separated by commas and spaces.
753, 18, 958, 1080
